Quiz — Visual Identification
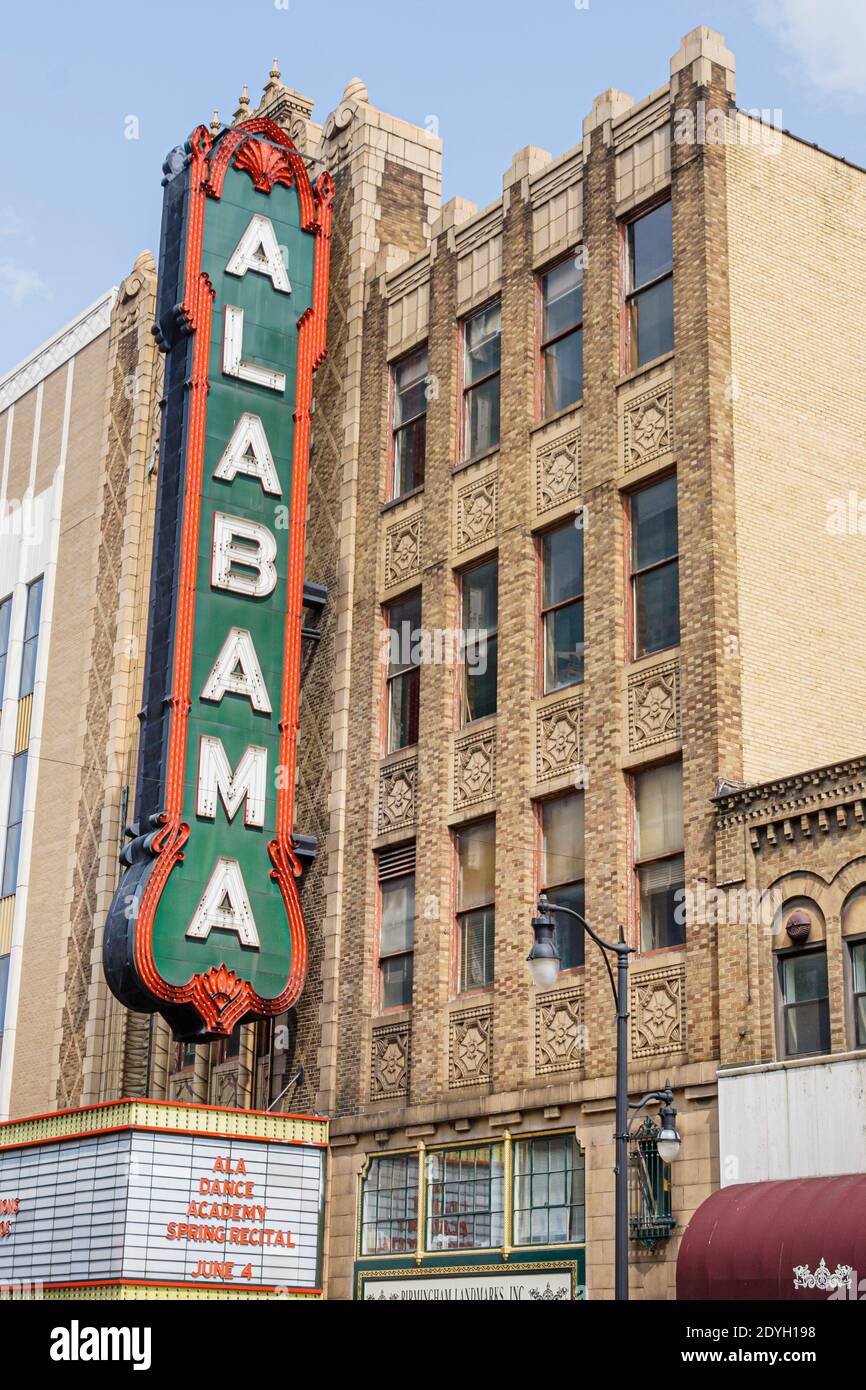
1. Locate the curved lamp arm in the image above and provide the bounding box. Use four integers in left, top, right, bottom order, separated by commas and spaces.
535, 892, 633, 1007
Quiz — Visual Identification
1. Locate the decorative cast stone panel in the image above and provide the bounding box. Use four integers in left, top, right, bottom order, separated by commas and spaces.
456, 473, 498, 552
371, 1022, 410, 1100
536, 987, 585, 1075
210, 1062, 241, 1110
168, 1073, 196, 1105
536, 428, 581, 515
384, 512, 422, 590
622, 383, 673, 472
449, 1006, 492, 1088
378, 756, 417, 834
536, 695, 583, 783
631, 964, 686, 1059
627, 658, 681, 752
453, 729, 496, 809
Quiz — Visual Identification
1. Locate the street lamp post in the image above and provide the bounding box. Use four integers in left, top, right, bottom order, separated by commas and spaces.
528, 892, 680, 1301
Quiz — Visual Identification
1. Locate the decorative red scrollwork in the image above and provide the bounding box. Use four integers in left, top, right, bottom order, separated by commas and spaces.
189, 963, 249, 1037
233, 137, 296, 195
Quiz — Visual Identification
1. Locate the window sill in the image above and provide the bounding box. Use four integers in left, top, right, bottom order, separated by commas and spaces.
382, 485, 424, 515
453, 445, 500, 477
532, 399, 583, 433
617, 349, 674, 390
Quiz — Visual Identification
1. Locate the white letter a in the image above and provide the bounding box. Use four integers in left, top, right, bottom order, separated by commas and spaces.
186, 857, 261, 948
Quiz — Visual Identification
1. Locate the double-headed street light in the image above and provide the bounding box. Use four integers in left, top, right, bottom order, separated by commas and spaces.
528, 892, 681, 1300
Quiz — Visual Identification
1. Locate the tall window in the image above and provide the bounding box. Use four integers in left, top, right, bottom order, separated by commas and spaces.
361, 1153, 419, 1255
634, 762, 684, 951
626, 201, 673, 369
540, 794, 585, 971
462, 303, 500, 459
456, 819, 495, 992
851, 941, 866, 1048
461, 559, 498, 722
427, 1143, 504, 1251
513, 1134, 585, 1246
378, 844, 415, 1010
384, 591, 421, 752
19, 576, 43, 698
0, 596, 12, 708
172, 1040, 197, 1073
631, 476, 679, 658
779, 949, 830, 1058
540, 257, 583, 415
392, 347, 427, 498
541, 523, 584, 691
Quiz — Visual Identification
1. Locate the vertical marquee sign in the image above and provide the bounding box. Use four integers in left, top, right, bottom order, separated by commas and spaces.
104, 119, 333, 1040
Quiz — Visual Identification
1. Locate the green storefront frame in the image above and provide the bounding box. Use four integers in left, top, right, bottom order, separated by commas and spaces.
355, 1247, 586, 1300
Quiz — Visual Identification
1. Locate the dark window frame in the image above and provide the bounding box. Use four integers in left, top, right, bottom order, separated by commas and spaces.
426, 1142, 505, 1252
383, 590, 422, 754
390, 345, 428, 500
623, 199, 674, 372
632, 760, 685, 953
455, 817, 496, 995
539, 253, 584, 419
461, 300, 501, 463
460, 558, 498, 726
538, 792, 585, 973
360, 1151, 420, 1257
628, 473, 680, 661
377, 849, 416, 1013
850, 937, 866, 1049
540, 521, 585, 694
513, 1132, 586, 1247
776, 942, 831, 1060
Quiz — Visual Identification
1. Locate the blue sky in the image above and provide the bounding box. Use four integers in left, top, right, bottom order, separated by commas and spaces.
1, 0, 865, 376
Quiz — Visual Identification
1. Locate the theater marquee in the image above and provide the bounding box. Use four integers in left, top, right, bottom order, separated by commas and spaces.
104, 119, 332, 1040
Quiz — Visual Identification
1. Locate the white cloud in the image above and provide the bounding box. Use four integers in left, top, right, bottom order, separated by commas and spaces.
0, 258, 52, 307
756, 0, 866, 95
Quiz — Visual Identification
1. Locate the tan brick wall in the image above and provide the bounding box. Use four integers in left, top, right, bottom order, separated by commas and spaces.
727, 121, 866, 781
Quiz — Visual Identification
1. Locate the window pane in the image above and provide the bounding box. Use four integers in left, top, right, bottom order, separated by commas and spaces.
381, 953, 413, 1010
464, 305, 501, 385
632, 477, 678, 571
635, 763, 683, 859
856, 994, 866, 1048
0, 597, 11, 706
394, 347, 428, 424
465, 635, 497, 722
631, 277, 674, 367
543, 329, 583, 415
513, 1135, 585, 1247
388, 666, 420, 751
381, 874, 415, 955
463, 560, 498, 634
629, 203, 672, 290
550, 879, 585, 970
782, 951, 828, 1004
23, 577, 43, 643
543, 524, 584, 609
785, 998, 830, 1057
635, 562, 679, 657
394, 415, 426, 496
542, 794, 585, 885
853, 941, 866, 994
460, 908, 495, 991
458, 820, 495, 910
543, 259, 583, 340
1, 821, 22, 900
638, 854, 685, 951
464, 375, 500, 456
361, 1154, 419, 1255
386, 593, 422, 676
544, 601, 584, 690
427, 1144, 504, 1251
0, 954, 9, 1032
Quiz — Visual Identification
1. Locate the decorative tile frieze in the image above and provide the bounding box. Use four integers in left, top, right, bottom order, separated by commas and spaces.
449, 1006, 492, 1088
536, 428, 581, 514
627, 657, 681, 752
378, 756, 417, 834
384, 512, 422, 590
371, 1023, 410, 1101
536, 695, 583, 783
536, 987, 585, 1075
453, 728, 496, 809
631, 964, 686, 1059
456, 472, 498, 552
622, 382, 673, 472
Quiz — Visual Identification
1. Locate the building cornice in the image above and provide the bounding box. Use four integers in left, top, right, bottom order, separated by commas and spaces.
0, 289, 116, 413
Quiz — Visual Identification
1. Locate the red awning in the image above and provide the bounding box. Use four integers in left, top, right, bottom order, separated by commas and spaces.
677, 1175, 866, 1300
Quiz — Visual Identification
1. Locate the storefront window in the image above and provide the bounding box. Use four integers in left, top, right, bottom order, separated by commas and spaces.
426, 1144, 504, 1251
513, 1134, 585, 1246
360, 1153, 420, 1256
